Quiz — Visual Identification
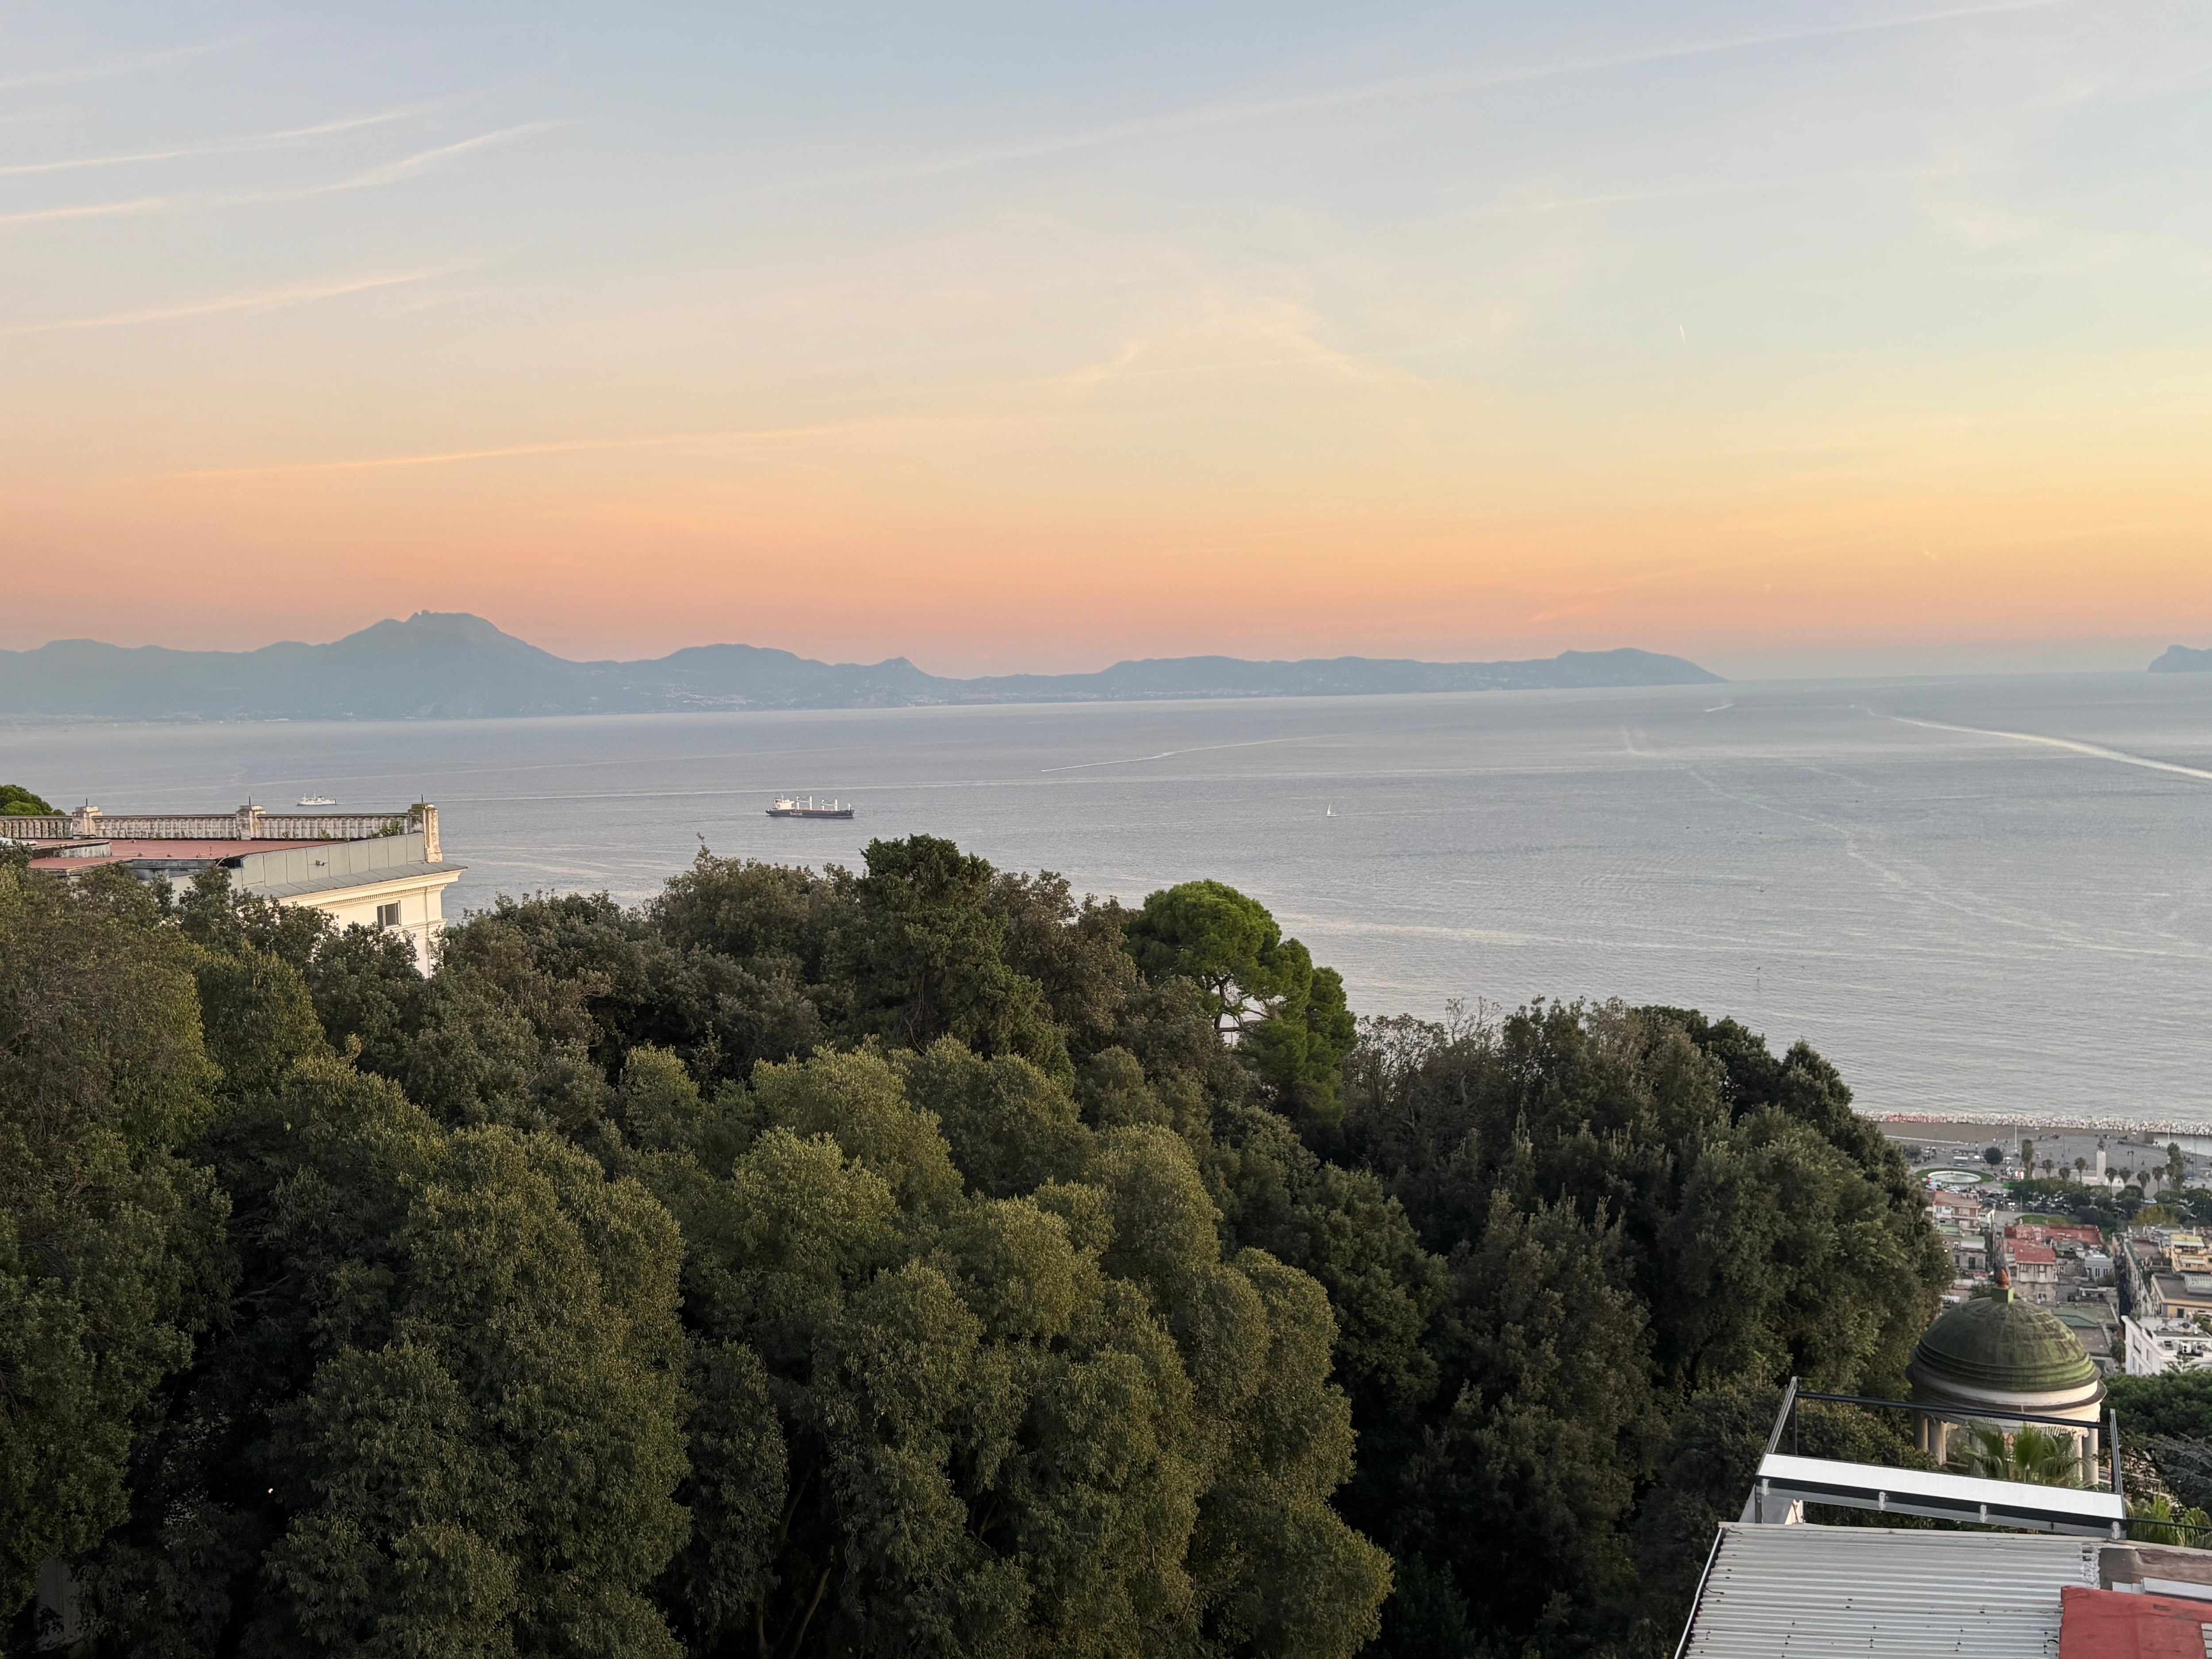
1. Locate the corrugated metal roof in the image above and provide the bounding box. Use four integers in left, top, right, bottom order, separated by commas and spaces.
1681, 1524, 2099, 1658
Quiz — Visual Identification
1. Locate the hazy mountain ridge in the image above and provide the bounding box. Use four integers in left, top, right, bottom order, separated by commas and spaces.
2150, 645, 2212, 673
0, 612, 1722, 719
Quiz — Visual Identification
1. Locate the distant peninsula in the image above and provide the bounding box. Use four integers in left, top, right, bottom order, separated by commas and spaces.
0, 612, 1722, 721
2150, 645, 2212, 673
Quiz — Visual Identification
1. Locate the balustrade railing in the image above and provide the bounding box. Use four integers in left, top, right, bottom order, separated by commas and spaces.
0, 816, 70, 839
2, 804, 438, 859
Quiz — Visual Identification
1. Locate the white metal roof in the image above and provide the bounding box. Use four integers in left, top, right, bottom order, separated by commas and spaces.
1752, 1452, 2125, 1535
1679, 1524, 2099, 1658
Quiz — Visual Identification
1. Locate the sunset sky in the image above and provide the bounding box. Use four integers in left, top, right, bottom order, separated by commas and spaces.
4, 1, 2208, 677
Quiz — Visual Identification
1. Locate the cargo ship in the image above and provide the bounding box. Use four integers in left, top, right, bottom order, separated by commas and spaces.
767, 795, 855, 820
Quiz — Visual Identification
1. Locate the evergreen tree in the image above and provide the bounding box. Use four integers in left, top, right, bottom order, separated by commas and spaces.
0, 867, 231, 1627
2, 833, 1947, 1659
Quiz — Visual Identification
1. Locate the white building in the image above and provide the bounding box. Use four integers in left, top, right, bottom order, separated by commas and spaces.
17, 802, 461, 970
2123, 1313, 2212, 1377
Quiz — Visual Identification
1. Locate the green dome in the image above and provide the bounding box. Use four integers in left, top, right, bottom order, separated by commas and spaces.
1909, 1296, 2098, 1395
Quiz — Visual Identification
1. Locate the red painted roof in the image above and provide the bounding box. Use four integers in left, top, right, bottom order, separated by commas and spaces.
29, 838, 327, 871
2008, 1241, 2060, 1265
2058, 1585, 2212, 1656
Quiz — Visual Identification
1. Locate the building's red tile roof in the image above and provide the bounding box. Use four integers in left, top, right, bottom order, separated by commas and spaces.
2009, 1222, 2104, 1250
28, 838, 328, 870
2008, 1241, 2059, 1266
2058, 1585, 2212, 1656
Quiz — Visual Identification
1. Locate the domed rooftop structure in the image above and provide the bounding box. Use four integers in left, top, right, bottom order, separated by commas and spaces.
1910, 1296, 2101, 1397
1906, 1278, 2104, 1465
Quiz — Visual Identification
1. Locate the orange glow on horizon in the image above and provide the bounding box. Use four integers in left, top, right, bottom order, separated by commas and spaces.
4, 7, 2208, 678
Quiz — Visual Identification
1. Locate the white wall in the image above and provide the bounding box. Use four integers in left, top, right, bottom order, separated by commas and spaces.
2124, 1315, 2212, 1377
283, 872, 459, 972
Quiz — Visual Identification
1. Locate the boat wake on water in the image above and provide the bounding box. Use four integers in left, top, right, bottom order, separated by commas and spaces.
1886, 714, 2212, 784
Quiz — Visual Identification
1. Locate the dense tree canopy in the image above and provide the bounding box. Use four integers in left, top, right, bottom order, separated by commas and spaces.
1327, 1000, 1946, 1653
0, 785, 56, 817
1, 838, 1947, 1659
1125, 883, 1354, 1121
0, 868, 230, 1624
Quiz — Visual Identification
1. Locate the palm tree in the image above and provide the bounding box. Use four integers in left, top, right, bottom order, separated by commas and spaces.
2131, 1495, 2212, 1546
2074, 1157, 2088, 1182
1955, 1422, 2084, 1487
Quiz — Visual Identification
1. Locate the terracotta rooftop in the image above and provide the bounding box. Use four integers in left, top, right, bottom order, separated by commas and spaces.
2057, 1585, 2212, 1656
28, 838, 331, 870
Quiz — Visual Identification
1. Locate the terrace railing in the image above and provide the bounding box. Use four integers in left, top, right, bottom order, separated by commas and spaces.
9, 804, 439, 858
1743, 1377, 2141, 1539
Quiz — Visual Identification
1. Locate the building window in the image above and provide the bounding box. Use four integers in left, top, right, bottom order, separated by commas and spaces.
376, 902, 402, 929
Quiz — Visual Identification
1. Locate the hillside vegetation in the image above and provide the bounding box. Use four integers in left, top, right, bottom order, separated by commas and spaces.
0, 837, 1942, 1657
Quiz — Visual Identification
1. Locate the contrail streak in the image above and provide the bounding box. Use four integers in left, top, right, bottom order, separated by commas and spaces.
1889, 715, 2212, 784
0, 270, 438, 337
0, 123, 556, 228
740, 0, 2076, 195
164, 422, 872, 478
0, 103, 436, 178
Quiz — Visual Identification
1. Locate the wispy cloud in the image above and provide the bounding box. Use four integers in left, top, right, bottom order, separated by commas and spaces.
318, 123, 557, 192
0, 101, 444, 180
0, 270, 442, 338
0, 122, 559, 228
0, 38, 246, 94
0, 195, 169, 227
743, 0, 2078, 197
165, 422, 877, 479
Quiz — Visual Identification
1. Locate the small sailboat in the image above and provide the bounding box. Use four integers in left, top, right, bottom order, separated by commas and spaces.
1325, 803, 1336, 818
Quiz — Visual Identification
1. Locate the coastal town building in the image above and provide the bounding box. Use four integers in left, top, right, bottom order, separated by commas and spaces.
2144, 1273, 2212, 1323
2000, 1238, 2061, 1305
2116, 1229, 2212, 1374
2010, 1220, 2104, 1253
1925, 1187, 1989, 1229
2123, 1314, 2212, 1377
1921, 1183, 1995, 1283
2123, 1231, 2171, 1314
1939, 1225, 1989, 1278
7, 802, 461, 971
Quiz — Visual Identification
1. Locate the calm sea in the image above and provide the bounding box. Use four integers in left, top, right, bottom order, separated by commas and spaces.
10, 672, 2210, 1127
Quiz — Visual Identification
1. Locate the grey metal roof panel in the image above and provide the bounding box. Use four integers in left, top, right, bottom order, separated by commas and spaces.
241, 861, 465, 900
1681, 1524, 2098, 1659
